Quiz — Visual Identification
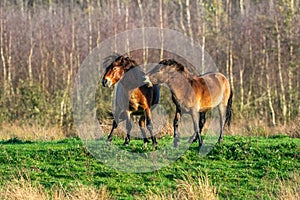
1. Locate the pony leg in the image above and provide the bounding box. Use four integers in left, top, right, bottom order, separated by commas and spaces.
218, 105, 227, 144
145, 108, 157, 149
199, 112, 206, 137
173, 107, 181, 147
189, 112, 206, 143
139, 115, 150, 143
107, 120, 118, 143
172, 94, 181, 147
123, 111, 132, 146
189, 110, 202, 150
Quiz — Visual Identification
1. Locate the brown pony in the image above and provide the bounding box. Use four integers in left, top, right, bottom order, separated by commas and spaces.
102, 54, 160, 148
147, 59, 233, 149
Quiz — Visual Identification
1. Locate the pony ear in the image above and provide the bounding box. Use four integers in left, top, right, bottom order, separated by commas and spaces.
117, 56, 125, 64
123, 57, 136, 70
175, 64, 185, 72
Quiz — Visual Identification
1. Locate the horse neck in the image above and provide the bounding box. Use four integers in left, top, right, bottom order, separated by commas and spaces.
120, 66, 147, 90
166, 72, 195, 105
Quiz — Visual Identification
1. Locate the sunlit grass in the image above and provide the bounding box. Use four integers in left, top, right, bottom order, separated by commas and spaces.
0, 135, 299, 199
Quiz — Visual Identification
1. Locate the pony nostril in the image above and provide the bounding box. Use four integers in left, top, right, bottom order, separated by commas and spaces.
102, 79, 107, 87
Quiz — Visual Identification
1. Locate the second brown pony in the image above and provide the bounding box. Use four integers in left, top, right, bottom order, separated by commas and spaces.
147, 59, 233, 149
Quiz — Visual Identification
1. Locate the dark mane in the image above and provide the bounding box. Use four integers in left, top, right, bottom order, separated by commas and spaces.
103, 53, 138, 71
159, 59, 184, 72
103, 53, 121, 68
121, 56, 138, 71
159, 59, 192, 79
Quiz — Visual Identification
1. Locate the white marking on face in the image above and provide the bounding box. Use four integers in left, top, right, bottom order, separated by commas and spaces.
143, 75, 153, 87
105, 77, 113, 87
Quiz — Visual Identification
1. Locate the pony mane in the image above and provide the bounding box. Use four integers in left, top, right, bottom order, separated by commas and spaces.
159, 59, 192, 79
103, 53, 121, 68
103, 53, 138, 71
121, 56, 138, 71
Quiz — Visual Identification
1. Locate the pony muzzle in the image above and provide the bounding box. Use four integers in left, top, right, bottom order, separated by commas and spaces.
102, 78, 112, 87
147, 74, 158, 85
143, 75, 153, 87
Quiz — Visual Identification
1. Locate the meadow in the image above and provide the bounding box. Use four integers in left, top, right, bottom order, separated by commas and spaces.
0, 134, 299, 199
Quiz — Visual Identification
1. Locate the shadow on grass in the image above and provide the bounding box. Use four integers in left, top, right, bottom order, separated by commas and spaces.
0, 137, 33, 145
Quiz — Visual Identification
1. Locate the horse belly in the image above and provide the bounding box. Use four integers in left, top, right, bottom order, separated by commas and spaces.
198, 91, 222, 112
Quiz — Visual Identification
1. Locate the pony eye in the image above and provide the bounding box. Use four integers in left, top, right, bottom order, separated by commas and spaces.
113, 67, 117, 71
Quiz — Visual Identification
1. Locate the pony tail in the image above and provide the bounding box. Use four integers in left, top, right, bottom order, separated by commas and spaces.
225, 90, 233, 128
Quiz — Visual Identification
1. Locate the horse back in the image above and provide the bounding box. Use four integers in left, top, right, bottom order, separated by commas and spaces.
193, 72, 230, 110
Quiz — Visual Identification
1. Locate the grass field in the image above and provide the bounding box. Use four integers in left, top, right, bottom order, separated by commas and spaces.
0, 135, 299, 199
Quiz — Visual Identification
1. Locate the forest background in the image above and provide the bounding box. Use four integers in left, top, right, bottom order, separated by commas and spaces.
0, 0, 299, 139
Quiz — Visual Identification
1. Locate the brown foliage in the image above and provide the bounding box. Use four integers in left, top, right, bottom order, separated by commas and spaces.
0, 1, 299, 132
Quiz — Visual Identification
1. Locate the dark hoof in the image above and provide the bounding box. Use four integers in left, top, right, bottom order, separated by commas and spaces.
174, 138, 180, 147
123, 142, 129, 146
188, 135, 197, 143
218, 138, 223, 144
152, 142, 158, 150
123, 138, 130, 146
143, 138, 150, 143
106, 138, 112, 143
197, 142, 203, 152
199, 141, 203, 148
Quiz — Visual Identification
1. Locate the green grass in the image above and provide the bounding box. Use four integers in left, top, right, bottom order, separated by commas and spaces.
0, 135, 299, 199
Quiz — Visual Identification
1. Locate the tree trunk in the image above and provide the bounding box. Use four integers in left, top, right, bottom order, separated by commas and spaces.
87, 0, 93, 53
275, 18, 287, 125
159, 0, 164, 60
137, 0, 147, 65
28, 14, 34, 86
0, 15, 8, 98
196, 0, 206, 74
240, 0, 244, 16
125, 2, 130, 56
263, 36, 276, 125
186, 0, 193, 40
179, 0, 187, 35
239, 60, 244, 111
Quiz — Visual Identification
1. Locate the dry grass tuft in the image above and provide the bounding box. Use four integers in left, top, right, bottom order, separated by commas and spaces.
226, 116, 300, 138
157, 122, 173, 137
53, 184, 111, 200
277, 173, 300, 200
175, 175, 218, 200
276, 118, 300, 138
143, 174, 218, 200
0, 177, 48, 200
0, 123, 65, 141
0, 177, 111, 200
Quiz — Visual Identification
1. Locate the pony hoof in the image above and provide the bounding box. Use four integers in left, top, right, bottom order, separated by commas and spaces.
197, 143, 203, 152
151, 140, 158, 150
123, 142, 129, 146
143, 138, 150, 143
174, 138, 180, 147
152, 143, 158, 150
106, 139, 112, 143
218, 138, 223, 144
188, 137, 196, 143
